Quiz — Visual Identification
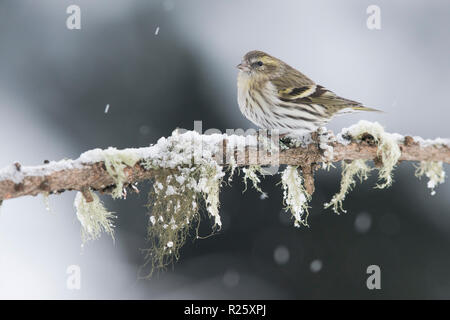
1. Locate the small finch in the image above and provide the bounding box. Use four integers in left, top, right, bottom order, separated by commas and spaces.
237, 50, 380, 136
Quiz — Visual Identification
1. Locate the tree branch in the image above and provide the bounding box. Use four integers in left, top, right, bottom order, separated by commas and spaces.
1, 127, 449, 202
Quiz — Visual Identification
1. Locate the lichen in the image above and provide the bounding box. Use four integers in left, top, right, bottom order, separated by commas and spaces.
139, 129, 229, 276
322, 162, 336, 171
318, 127, 335, 161
143, 169, 199, 276
227, 157, 238, 184
142, 164, 224, 277
415, 161, 446, 195
42, 192, 51, 212
281, 166, 310, 227
101, 148, 141, 198
78, 147, 142, 199
242, 165, 264, 193
198, 165, 224, 227
74, 190, 116, 245
324, 160, 372, 214
340, 120, 401, 188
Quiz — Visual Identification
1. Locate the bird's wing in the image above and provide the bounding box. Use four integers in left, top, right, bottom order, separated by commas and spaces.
277, 84, 362, 107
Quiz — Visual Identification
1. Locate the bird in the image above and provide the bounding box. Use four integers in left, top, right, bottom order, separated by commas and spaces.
237, 50, 380, 137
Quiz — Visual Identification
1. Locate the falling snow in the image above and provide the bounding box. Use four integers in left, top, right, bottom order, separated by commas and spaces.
274, 245, 290, 265
259, 192, 268, 200
310, 259, 323, 273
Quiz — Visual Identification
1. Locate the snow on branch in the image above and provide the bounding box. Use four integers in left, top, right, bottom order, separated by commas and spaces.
0, 121, 448, 202
0, 120, 448, 275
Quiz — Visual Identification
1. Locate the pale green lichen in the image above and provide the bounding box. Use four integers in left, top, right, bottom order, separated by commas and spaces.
42, 192, 51, 213
281, 166, 310, 227
242, 165, 264, 193
137, 130, 233, 276
102, 149, 141, 199
322, 161, 336, 171
143, 170, 199, 276
142, 163, 224, 277
74, 190, 116, 245
79, 147, 142, 199
343, 120, 401, 189
198, 165, 224, 227
324, 160, 372, 214
415, 161, 446, 195
318, 127, 335, 161
227, 157, 238, 184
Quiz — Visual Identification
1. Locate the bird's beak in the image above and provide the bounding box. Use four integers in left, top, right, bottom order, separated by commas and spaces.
237, 61, 250, 72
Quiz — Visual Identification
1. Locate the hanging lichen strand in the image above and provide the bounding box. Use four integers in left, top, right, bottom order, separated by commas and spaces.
281, 166, 311, 227
74, 189, 116, 245
337, 120, 401, 187
415, 161, 446, 195
325, 121, 402, 214
142, 164, 224, 277
139, 131, 234, 276
324, 160, 372, 214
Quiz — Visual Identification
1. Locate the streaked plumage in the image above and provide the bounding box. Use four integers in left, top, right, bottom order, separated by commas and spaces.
237, 50, 379, 136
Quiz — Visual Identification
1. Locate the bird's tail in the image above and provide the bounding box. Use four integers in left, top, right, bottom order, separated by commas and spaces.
335, 105, 383, 116
351, 105, 383, 112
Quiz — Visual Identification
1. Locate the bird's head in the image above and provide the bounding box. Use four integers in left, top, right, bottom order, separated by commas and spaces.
237, 50, 282, 78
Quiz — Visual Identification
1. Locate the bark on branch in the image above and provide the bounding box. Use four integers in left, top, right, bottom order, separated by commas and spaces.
0, 132, 449, 201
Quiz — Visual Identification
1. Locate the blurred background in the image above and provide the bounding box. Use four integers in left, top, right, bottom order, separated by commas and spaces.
0, 0, 449, 299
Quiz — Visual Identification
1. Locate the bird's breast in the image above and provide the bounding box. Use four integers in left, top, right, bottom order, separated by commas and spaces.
237, 72, 251, 111
237, 73, 279, 130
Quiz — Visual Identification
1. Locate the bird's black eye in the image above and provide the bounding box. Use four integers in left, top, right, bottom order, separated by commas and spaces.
252, 61, 263, 68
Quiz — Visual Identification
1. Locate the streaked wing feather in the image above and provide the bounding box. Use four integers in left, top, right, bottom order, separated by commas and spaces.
277, 84, 362, 107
